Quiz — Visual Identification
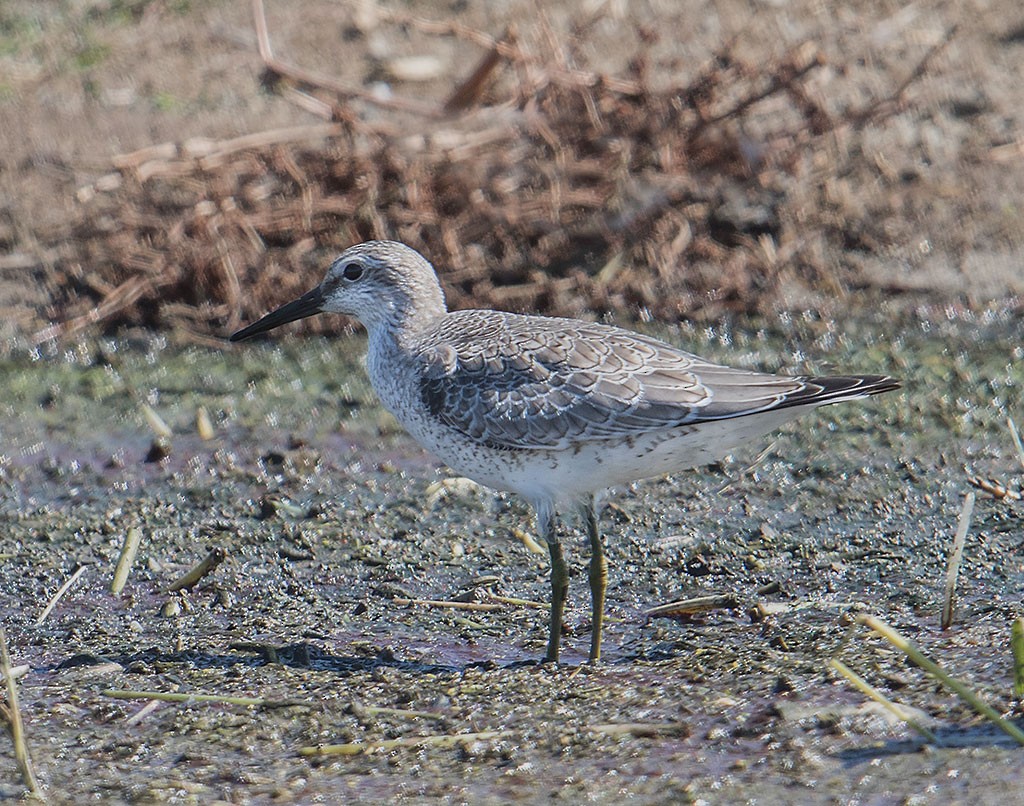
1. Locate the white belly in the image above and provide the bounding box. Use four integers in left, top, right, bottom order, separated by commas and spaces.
402, 405, 812, 507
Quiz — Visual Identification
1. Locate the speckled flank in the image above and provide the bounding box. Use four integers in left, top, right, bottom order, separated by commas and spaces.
231, 240, 900, 661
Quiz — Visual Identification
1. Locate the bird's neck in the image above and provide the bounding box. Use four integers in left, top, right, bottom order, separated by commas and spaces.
364, 280, 447, 350
364, 308, 441, 424
364, 299, 444, 368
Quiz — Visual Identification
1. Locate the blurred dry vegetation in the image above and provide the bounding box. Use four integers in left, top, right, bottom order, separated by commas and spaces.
1, 0, 1023, 346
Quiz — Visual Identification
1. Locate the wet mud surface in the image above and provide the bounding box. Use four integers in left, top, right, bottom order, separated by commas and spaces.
1, 303, 1022, 803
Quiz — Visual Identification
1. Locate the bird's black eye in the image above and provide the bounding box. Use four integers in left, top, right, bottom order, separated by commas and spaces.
342, 263, 363, 281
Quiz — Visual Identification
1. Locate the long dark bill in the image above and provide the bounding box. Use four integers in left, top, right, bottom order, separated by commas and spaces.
229, 286, 325, 342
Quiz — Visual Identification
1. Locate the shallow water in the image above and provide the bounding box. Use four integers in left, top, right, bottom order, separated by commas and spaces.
1, 302, 1022, 802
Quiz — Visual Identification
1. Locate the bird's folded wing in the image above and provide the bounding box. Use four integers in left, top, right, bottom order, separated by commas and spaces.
417, 312, 811, 451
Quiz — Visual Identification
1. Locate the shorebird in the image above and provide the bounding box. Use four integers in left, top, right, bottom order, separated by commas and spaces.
231, 241, 899, 663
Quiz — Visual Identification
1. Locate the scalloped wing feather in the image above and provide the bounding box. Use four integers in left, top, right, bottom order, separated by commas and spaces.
418, 311, 896, 451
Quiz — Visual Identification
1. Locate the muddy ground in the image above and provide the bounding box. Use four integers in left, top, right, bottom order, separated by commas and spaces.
1, 1, 1024, 804
2, 306, 1022, 803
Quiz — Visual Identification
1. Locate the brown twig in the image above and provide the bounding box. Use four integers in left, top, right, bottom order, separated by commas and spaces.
168, 547, 226, 592
32, 6, 949, 342
33, 274, 155, 343
967, 476, 1022, 501
380, 10, 644, 96
252, 0, 440, 118
699, 43, 824, 127
847, 26, 959, 128
443, 29, 510, 113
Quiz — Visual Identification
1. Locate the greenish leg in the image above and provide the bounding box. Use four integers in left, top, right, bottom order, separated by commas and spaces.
586, 500, 607, 664
540, 510, 569, 664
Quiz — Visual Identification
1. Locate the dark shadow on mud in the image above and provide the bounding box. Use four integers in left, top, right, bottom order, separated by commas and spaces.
53, 643, 460, 676
838, 723, 1024, 764
54, 643, 670, 675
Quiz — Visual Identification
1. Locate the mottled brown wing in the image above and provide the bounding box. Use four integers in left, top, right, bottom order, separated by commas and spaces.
416, 311, 871, 452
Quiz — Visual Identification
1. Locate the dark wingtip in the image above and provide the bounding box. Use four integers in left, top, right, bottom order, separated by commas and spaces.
857, 375, 902, 396
805, 374, 901, 404
762, 373, 900, 414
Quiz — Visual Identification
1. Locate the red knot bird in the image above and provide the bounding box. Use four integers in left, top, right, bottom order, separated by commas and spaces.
231, 240, 899, 664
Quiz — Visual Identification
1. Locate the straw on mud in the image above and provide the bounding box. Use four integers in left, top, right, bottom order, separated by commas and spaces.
352, 703, 445, 721
452, 615, 489, 630
482, 592, 547, 609
392, 597, 501, 612
36, 564, 88, 625
828, 658, 939, 744
0, 665, 29, 683
140, 403, 172, 438
103, 689, 301, 708
107, 689, 438, 718
511, 526, 546, 554
752, 602, 794, 619
941, 492, 975, 630
111, 526, 143, 595
1008, 417, 1024, 471
967, 476, 1021, 501
857, 615, 1024, 746
168, 547, 226, 592
196, 406, 215, 441
1012, 618, 1024, 699
0, 627, 41, 795
105, 689, 257, 706
424, 476, 483, 506
645, 594, 739, 619
124, 698, 163, 726
298, 730, 513, 757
